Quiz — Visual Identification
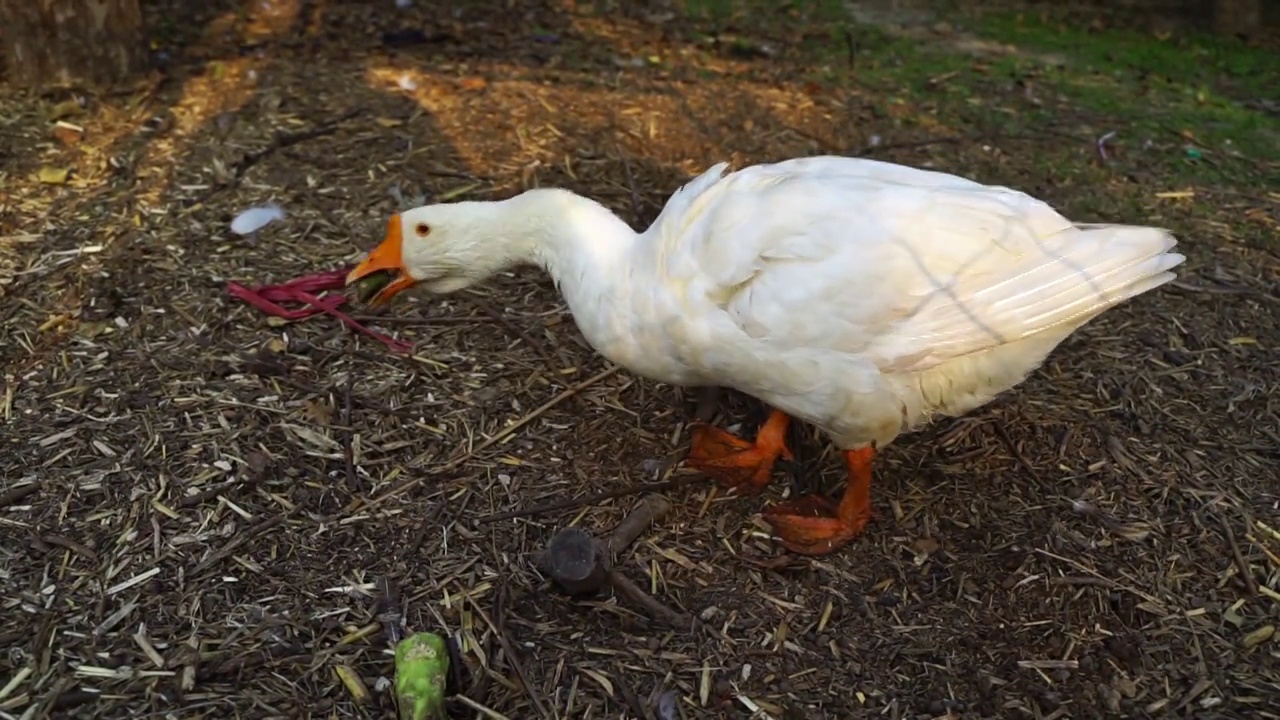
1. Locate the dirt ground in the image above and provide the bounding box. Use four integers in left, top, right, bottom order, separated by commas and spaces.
2, 0, 1278, 718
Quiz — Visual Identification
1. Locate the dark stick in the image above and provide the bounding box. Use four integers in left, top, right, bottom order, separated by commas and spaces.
176, 479, 240, 509
464, 593, 551, 720
342, 375, 357, 489
1219, 515, 1257, 597
617, 678, 658, 720
39, 535, 97, 562
191, 506, 301, 576
606, 494, 672, 557
0, 480, 41, 508
615, 140, 643, 227
230, 107, 362, 182
608, 570, 690, 626
992, 420, 1043, 486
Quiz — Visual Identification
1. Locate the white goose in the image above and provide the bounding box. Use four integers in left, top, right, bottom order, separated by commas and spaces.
347, 156, 1184, 555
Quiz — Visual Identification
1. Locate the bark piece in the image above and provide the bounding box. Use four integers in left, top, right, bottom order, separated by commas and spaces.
0, 0, 148, 90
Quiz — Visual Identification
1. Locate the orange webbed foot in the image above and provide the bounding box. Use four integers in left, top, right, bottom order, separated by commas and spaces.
686, 409, 793, 495
761, 446, 876, 555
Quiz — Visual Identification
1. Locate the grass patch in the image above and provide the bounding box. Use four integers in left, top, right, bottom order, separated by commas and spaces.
668, 1, 1276, 188
677, 0, 849, 25
967, 11, 1279, 181
977, 11, 1278, 99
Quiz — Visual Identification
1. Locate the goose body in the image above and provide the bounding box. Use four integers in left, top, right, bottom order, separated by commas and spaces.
348, 155, 1185, 554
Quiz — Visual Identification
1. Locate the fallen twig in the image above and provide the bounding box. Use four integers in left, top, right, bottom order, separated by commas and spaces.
342, 375, 358, 488
464, 592, 551, 720
605, 494, 672, 556
351, 367, 621, 511
192, 506, 303, 576
992, 420, 1043, 488
176, 478, 241, 508
609, 571, 689, 627
228, 108, 362, 187
1220, 515, 1258, 597
475, 476, 703, 524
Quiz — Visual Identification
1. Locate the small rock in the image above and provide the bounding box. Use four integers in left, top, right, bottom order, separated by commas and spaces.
1107, 637, 1138, 662
1097, 683, 1122, 713
1114, 675, 1137, 698
246, 450, 271, 478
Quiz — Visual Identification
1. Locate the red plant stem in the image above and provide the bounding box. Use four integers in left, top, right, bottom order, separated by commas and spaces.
226, 267, 412, 353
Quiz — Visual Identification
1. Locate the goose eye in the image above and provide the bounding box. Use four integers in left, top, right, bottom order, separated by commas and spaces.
414, 222, 431, 237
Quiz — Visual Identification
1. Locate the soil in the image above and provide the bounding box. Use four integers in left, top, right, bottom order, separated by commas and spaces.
1, 1, 1277, 719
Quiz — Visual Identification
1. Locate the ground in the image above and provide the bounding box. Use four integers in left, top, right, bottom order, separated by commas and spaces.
2, 0, 1279, 718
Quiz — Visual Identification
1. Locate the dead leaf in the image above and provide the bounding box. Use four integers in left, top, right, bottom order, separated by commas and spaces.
375, 116, 404, 127
52, 121, 85, 145
459, 76, 488, 91
914, 536, 941, 554
578, 667, 614, 697
38, 166, 71, 184
303, 398, 334, 424
282, 423, 340, 451
76, 321, 111, 339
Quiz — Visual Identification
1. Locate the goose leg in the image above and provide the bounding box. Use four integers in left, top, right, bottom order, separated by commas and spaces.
685, 408, 793, 495
761, 445, 875, 555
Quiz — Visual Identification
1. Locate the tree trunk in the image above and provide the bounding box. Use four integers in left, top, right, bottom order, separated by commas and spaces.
0, 0, 148, 90
1212, 0, 1261, 38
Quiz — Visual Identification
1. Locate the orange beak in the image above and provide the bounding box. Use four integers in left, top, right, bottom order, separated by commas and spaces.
345, 214, 418, 307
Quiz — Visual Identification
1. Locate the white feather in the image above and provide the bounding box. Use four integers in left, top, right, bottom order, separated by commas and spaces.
231, 203, 286, 235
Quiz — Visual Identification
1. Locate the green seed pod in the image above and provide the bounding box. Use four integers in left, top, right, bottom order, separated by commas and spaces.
354, 271, 394, 303
394, 631, 449, 720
